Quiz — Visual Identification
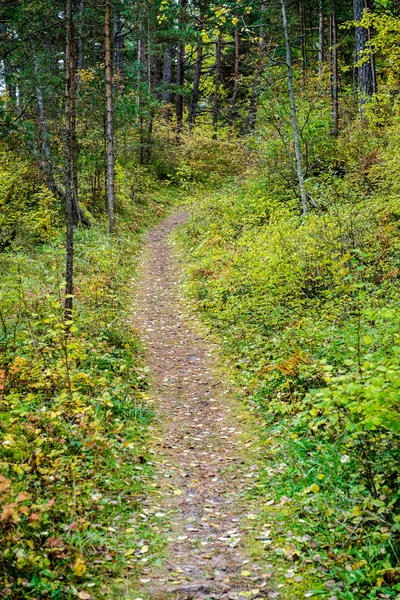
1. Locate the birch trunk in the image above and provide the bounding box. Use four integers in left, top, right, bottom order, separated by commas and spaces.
280, 0, 308, 215
65, 0, 74, 324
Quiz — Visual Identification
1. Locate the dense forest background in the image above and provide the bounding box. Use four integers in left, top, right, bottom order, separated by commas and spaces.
2, 0, 400, 598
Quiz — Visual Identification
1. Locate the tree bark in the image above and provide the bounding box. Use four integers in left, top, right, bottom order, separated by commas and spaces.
70, 19, 81, 225
332, 11, 339, 137
247, 3, 266, 131
176, 0, 187, 131
299, 0, 307, 83
65, 0, 74, 325
353, 0, 375, 104
33, 53, 55, 193
162, 47, 172, 120
212, 28, 222, 139
280, 0, 308, 215
318, 0, 324, 77
105, 0, 115, 234
188, 4, 204, 127
228, 25, 239, 135
114, 9, 125, 90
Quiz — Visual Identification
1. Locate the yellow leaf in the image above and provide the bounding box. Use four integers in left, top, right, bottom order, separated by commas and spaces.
73, 559, 86, 577
241, 570, 252, 577
173, 489, 183, 496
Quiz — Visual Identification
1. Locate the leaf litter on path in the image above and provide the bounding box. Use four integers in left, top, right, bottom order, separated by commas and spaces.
131, 211, 283, 599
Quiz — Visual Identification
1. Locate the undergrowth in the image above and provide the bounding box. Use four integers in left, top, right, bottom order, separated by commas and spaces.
0, 182, 175, 598
178, 124, 400, 599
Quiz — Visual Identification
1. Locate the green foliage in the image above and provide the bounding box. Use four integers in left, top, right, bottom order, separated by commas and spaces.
0, 150, 58, 248
178, 121, 400, 597
0, 187, 174, 598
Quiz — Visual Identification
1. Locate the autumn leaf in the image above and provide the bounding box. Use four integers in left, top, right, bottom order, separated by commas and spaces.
0, 475, 11, 493
73, 558, 87, 577
77, 592, 92, 599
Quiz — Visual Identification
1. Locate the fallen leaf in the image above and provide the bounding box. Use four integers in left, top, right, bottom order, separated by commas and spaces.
73, 559, 86, 577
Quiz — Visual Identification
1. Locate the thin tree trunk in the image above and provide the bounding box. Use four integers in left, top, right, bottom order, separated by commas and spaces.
137, 24, 142, 113
318, 0, 324, 77
33, 53, 55, 193
188, 4, 204, 127
188, 44, 202, 127
212, 28, 222, 139
147, 14, 151, 94
114, 9, 125, 90
247, 3, 266, 131
176, 0, 187, 131
299, 0, 307, 83
332, 11, 339, 137
105, 0, 115, 233
280, 0, 308, 215
162, 47, 172, 120
70, 20, 81, 225
228, 25, 239, 135
65, 0, 74, 324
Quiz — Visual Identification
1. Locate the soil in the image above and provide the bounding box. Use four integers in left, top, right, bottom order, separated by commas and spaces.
133, 211, 277, 600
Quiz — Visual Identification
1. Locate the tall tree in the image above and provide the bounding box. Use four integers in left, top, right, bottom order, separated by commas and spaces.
228, 24, 240, 134
105, 0, 116, 233
188, 2, 204, 127
353, 0, 376, 104
64, 0, 74, 324
212, 27, 222, 139
280, 0, 308, 215
176, 0, 187, 131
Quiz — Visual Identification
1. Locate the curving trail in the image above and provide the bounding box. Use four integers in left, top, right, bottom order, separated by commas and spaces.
133, 211, 275, 600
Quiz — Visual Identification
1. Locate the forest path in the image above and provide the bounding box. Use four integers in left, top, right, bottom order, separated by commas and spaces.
133, 210, 275, 600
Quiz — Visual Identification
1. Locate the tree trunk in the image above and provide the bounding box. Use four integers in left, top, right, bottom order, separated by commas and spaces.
299, 0, 307, 83
280, 0, 308, 215
33, 53, 55, 193
318, 0, 324, 77
332, 10, 339, 137
147, 15, 151, 94
105, 0, 115, 234
228, 25, 239, 135
247, 3, 266, 131
162, 47, 172, 120
176, 0, 187, 131
188, 4, 204, 127
65, 0, 74, 325
114, 9, 125, 90
70, 20, 81, 225
353, 0, 375, 104
77, 0, 84, 71
212, 29, 222, 139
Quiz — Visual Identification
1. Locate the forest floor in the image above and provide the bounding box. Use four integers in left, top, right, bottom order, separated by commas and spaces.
130, 210, 284, 600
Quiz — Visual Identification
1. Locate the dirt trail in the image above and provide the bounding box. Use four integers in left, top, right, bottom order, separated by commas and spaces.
133, 211, 275, 600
